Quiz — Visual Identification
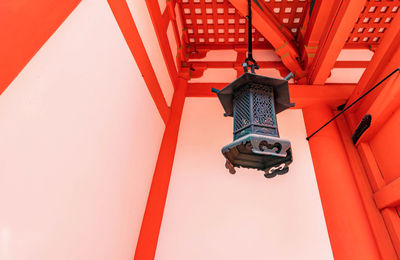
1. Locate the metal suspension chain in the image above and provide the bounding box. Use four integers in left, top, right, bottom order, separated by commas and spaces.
243, 0, 259, 74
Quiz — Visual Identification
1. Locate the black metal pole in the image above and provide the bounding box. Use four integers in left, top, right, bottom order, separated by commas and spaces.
306, 68, 400, 141
247, 0, 253, 62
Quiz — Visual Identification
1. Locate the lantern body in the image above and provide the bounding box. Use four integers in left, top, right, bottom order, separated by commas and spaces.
233, 84, 278, 139
215, 73, 294, 178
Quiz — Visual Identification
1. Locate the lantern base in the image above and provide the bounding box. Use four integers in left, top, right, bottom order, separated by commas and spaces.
222, 134, 292, 177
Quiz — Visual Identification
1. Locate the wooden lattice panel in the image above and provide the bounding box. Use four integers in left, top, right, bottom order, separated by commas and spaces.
263, 0, 308, 35
180, 0, 263, 46
347, 0, 399, 47
179, 0, 307, 48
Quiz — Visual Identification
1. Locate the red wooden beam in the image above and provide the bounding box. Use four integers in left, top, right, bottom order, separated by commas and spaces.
187, 83, 355, 108
0, 0, 81, 95
145, 0, 179, 88
186, 43, 372, 57
355, 72, 400, 143
300, 0, 338, 69
357, 142, 400, 255
228, 0, 305, 80
381, 208, 400, 256
189, 61, 283, 69
187, 44, 271, 60
134, 78, 188, 260
188, 60, 368, 70
346, 12, 400, 109
303, 104, 381, 259
335, 116, 398, 259
166, 0, 188, 70
107, 0, 170, 124
166, 1, 181, 49
307, 0, 365, 85
186, 59, 368, 79
374, 177, 400, 210
357, 142, 386, 192
188, 43, 273, 53
334, 60, 369, 68
186, 83, 227, 97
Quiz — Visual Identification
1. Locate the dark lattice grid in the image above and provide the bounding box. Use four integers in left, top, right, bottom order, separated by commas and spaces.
180, 0, 307, 46
233, 84, 278, 139
347, 0, 399, 46
233, 87, 251, 132
252, 84, 275, 127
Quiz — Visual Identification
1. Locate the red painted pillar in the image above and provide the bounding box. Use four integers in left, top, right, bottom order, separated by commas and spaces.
134, 78, 188, 260
303, 104, 380, 260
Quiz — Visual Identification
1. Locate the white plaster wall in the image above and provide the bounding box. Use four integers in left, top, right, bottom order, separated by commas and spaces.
326, 68, 366, 84
158, 0, 166, 14
156, 98, 333, 260
337, 49, 374, 61
253, 49, 281, 61
189, 68, 238, 83
189, 50, 238, 61
324, 49, 373, 83
0, 1, 164, 259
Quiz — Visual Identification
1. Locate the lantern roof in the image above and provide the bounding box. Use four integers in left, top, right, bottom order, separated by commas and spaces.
215, 72, 294, 117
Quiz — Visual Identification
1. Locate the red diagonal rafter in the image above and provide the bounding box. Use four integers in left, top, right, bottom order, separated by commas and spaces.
145, 0, 179, 88
346, 11, 400, 110
107, 0, 170, 123
374, 176, 400, 210
228, 0, 305, 80
307, 0, 366, 85
166, 0, 189, 71
300, 0, 338, 70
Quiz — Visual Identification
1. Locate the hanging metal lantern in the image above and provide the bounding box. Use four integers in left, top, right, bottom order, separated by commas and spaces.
213, 72, 294, 178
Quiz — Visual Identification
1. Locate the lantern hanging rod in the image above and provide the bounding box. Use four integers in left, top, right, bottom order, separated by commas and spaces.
243, 0, 259, 74
306, 68, 400, 141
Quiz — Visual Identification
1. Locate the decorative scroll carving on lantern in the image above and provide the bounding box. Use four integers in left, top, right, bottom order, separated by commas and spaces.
214, 72, 294, 178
